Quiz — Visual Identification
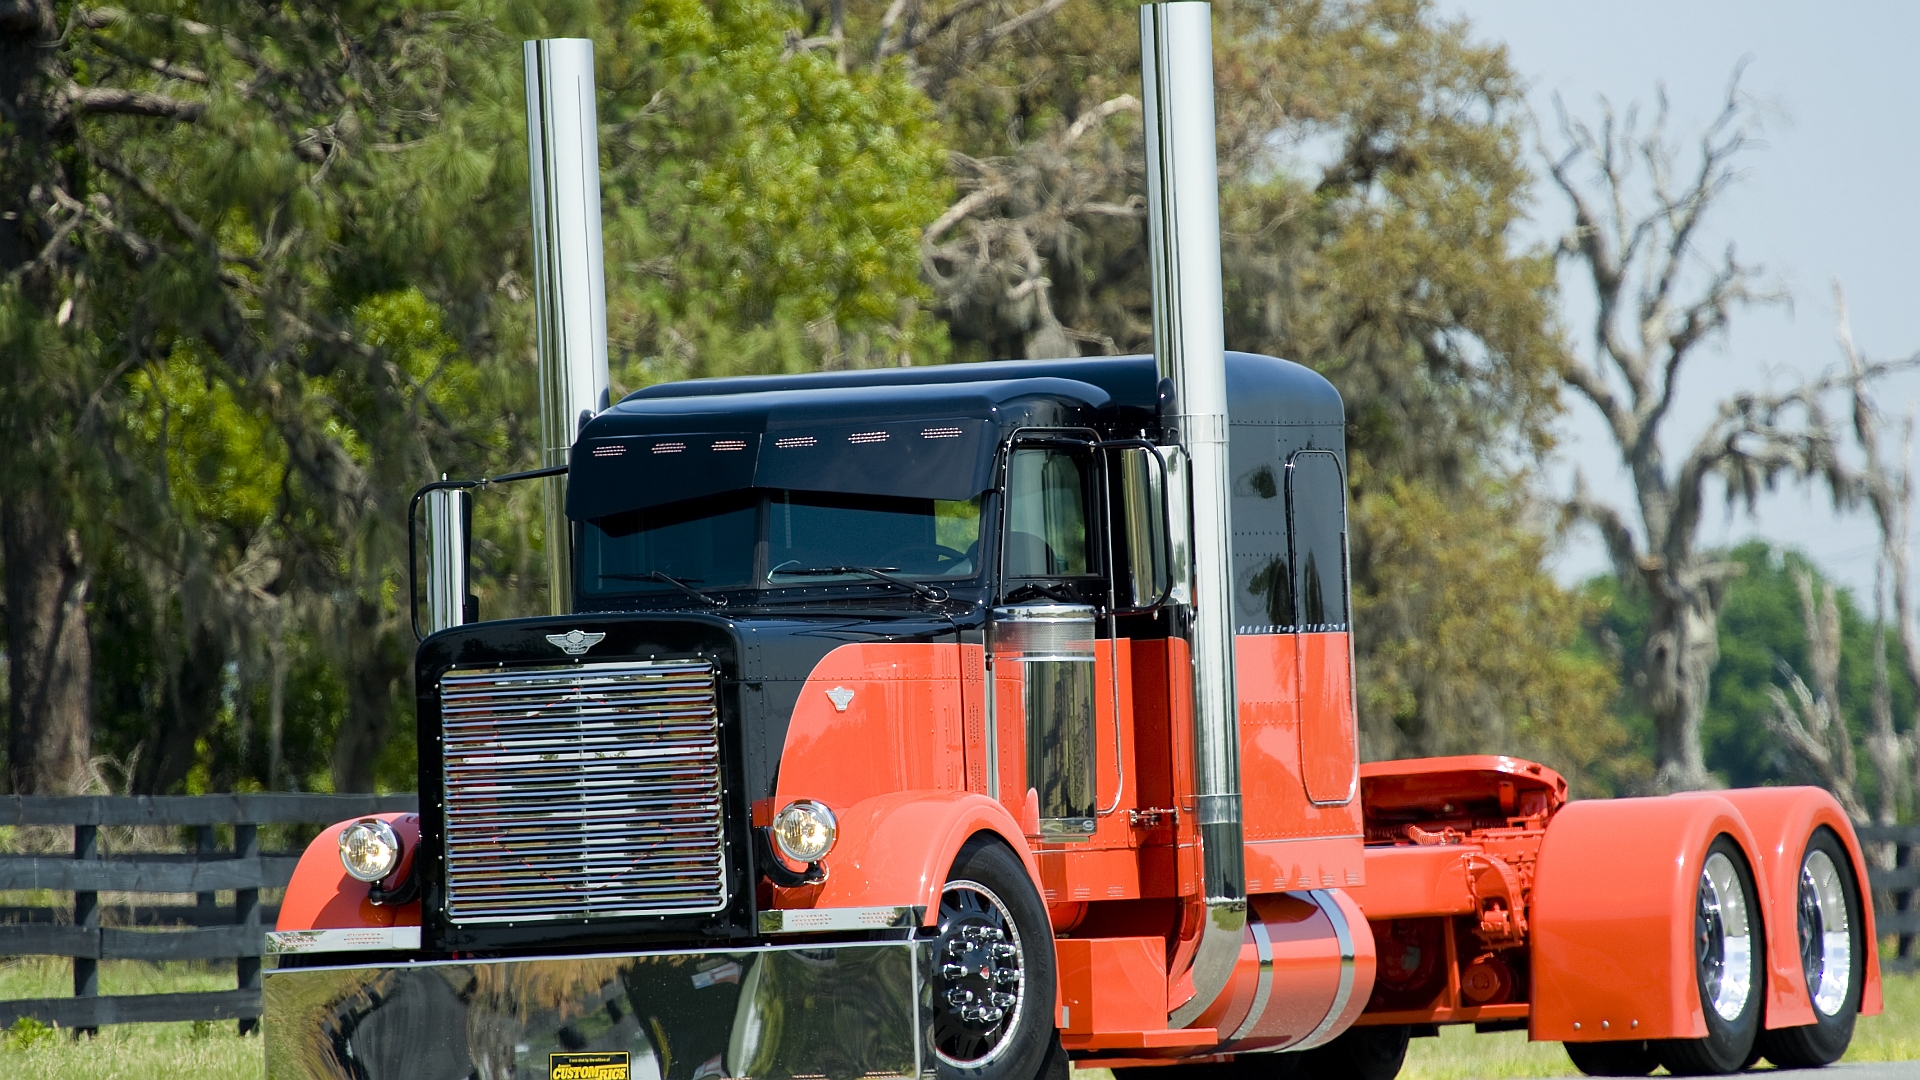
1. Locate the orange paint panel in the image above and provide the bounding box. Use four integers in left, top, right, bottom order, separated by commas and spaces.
1243, 836, 1364, 894
1715, 786, 1884, 1022
1530, 795, 1767, 1042
1057, 937, 1168, 1035
1345, 845, 1476, 920
277, 814, 420, 931
1298, 633, 1358, 805
796, 790, 1039, 921
1236, 634, 1364, 851
1039, 846, 1144, 904
773, 642, 966, 814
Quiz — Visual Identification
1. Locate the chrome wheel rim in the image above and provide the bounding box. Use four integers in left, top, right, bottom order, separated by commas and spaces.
1797, 849, 1852, 1016
931, 880, 1026, 1068
1696, 851, 1753, 1022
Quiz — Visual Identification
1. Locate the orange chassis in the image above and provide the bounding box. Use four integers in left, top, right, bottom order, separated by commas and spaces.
279, 636, 1882, 1066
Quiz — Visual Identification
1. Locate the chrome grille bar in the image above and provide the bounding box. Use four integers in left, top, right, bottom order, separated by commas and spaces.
439, 659, 728, 924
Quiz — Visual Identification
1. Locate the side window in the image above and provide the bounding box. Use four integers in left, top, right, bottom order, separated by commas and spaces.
1004, 447, 1092, 578
1286, 451, 1349, 633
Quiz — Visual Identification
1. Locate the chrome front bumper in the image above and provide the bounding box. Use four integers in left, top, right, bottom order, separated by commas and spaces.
264, 938, 932, 1080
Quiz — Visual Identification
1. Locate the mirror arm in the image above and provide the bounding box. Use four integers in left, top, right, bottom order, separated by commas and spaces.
408, 464, 572, 642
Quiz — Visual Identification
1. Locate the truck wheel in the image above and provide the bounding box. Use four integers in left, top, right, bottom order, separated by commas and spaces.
1756, 827, 1864, 1068
1564, 1040, 1658, 1076
1657, 837, 1763, 1076
931, 838, 1056, 1080
1299, 1024, 1410, 1080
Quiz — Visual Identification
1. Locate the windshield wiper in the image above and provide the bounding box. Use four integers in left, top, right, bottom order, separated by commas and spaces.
600, 571, 727, 607
768, 564, 949, 603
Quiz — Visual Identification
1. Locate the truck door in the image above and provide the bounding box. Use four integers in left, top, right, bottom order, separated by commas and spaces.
1286, 450, 1357, 805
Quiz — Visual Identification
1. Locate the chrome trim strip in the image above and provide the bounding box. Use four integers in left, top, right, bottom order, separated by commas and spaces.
1292, 889, 1357, 1050
1227, 916, 1275, 1041
267, 926, 421, 956
758, 906, 920, 934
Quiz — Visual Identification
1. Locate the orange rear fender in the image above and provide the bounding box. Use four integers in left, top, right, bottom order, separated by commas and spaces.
803, 791, 1038, 924
276, 813, 421, 931
1714, 786, 1883, 1020
1529, 795, 1767, 1042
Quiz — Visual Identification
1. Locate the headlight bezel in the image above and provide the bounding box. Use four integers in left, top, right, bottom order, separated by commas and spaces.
771, 800, 838, 864
338, 817, 403, 883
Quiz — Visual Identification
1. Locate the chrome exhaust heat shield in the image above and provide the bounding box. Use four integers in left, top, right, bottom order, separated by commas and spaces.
264, 939, 932, 1080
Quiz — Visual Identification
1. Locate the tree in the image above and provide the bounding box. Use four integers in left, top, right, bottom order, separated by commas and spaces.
839, 0, 1617, 774
1545, 77, 1894, 792
1835, 288, 1917, 825
1589, 540, 1916, 807
3, 0, 956, 793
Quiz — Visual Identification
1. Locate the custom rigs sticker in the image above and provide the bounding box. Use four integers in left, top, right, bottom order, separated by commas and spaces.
549, 1051, 630, 1080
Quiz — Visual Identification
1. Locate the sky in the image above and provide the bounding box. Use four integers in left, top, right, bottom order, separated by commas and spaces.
1436, 1, 1920, 602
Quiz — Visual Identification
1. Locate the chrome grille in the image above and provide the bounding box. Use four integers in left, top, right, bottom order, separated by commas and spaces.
439, 659, 727, 923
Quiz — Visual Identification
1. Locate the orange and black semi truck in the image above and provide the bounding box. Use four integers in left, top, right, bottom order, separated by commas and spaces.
261, 7, 1882, 1080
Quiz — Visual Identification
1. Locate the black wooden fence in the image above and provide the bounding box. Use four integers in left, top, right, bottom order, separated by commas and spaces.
1864, 823, 1920, 975
0, 793, 415, 1033
0, 797, 1913, 1032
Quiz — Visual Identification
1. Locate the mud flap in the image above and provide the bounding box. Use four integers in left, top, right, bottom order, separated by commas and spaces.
264, 939, 932, 1080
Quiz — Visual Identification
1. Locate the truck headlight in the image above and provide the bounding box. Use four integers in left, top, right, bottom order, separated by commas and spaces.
339, 818, 402, 883
772, 801, 837, 863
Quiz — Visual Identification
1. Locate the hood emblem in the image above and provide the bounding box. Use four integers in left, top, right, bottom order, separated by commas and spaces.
545, 629, 606, 656
825, 686, 855, 712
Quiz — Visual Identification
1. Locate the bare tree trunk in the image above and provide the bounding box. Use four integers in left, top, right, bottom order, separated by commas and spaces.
1763, 571, 1870, 823
1644, 584, 1722, 791
1, 483, 93, 794
135, 623, 224, 794
330, 597, 407, 793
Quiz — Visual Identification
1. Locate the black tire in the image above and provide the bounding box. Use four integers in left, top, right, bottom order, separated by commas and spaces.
1756, 827, 1865, 1068
931, 838, 1057, 1080
1656, 835, 1765, 1076
1298, 1025, 1410, 1080
1564, 1040, 1659, 1077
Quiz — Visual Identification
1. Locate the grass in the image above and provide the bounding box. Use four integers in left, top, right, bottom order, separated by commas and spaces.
0, 958, 1912, 1079
0, 957, 261, 1080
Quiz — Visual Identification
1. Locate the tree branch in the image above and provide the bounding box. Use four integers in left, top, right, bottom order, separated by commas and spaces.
64, 85, 205, 122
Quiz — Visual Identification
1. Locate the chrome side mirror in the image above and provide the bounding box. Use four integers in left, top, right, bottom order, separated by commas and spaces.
423, 486, 474, 635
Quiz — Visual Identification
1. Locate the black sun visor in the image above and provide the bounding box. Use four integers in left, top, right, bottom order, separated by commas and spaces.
567, 417, 993, 520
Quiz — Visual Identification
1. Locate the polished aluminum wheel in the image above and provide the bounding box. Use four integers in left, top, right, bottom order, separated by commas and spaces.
1797, 849, 1853, 1017
1696, 851, 1754, 1022
931, 879, 1027, 1068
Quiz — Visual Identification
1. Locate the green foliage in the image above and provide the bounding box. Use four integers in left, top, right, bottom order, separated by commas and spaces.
1588, 540, 1918, 799
4, 1016, 56, 1051
592, 0, 953, 382
1354, 476, 1623, 793
3, 0, 953, 791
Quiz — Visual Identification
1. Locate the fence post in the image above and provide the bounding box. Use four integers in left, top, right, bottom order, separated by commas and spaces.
72, 823, 99, 1038
1901, 832, 1915, 965
235, 823, 259, 1037
195, 825, 217, 920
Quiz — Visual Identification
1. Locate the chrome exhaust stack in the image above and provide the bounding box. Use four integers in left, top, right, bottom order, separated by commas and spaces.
1141, 1, 1247, 1027
524, 38, 611, 615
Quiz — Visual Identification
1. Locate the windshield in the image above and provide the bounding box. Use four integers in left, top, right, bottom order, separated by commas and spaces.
580, 490, 983, 598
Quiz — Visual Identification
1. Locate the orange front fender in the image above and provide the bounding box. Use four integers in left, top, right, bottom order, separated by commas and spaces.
1529, 795, 1767, 1042
276, 813, 421, 931
1716, 786, 1883, 1022
806, 791, 1038, 924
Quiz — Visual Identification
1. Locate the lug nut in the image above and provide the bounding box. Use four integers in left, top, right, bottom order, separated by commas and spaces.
991, 943, 1017, 960
941, 963, 969, 979
991, 992, 1016, 1008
